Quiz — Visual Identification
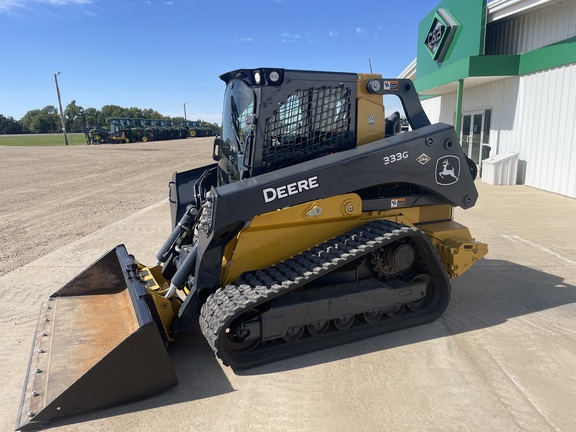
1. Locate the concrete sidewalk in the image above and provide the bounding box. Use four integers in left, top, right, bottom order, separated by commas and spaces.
2, 182, 576, 432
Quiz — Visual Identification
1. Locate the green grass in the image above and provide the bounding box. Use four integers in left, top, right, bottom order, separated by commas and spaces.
0, 133, 87, 147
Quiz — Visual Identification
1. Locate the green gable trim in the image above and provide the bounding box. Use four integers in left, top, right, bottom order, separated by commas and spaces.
419, 94, 439, 100
414, 55, 519, 93
469, 55, 520, 75
414, 37, 576, 94
519, 38, 576, 75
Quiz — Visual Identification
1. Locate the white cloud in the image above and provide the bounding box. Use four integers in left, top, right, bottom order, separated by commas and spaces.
281, 32, 300, 43
0, 0, 22, 10
328, 30, 337, 38
0, 0, 91, 11
236, 36, 253, 43
356, 27, 365, 36
47, 0, 90, 3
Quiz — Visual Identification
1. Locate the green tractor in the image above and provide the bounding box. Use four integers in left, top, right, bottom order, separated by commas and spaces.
185, 120, 211, 137
84, 126, 109, 145
88, 118, 214, 144
107, 119, 134, 143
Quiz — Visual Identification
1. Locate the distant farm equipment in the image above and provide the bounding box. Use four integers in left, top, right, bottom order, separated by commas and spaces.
186, 121, 213, 137
85, 119, 217, 144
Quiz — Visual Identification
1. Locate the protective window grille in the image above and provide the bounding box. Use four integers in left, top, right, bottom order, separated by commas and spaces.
262, 85, 352, 172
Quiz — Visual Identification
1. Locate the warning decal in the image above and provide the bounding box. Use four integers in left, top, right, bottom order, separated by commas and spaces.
391, 198, 406, 208
383, 81, 398, 91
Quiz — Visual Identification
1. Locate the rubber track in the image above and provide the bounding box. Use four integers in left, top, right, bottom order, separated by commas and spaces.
199, 219, 431, 366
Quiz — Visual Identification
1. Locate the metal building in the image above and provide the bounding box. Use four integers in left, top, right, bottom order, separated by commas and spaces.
400, 0, 576, 197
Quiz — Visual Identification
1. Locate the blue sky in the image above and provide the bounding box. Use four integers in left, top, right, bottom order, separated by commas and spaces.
0, 0, 442, 125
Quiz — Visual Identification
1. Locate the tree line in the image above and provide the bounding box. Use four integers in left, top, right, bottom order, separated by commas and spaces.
0, 101, 219, 134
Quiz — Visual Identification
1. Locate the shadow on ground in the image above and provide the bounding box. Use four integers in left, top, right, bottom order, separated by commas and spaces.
34, 258, 575, 429
238, 258, 576, 375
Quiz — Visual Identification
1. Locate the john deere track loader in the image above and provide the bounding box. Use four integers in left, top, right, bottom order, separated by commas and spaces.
17, 68, 487, 429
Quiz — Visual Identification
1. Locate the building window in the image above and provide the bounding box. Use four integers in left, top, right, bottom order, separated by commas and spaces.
462, 114, 471, 136
483, 109, 491, 144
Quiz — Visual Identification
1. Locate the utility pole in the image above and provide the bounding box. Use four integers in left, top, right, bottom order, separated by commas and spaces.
54, 72, 69, 146
183, 101, 188, 122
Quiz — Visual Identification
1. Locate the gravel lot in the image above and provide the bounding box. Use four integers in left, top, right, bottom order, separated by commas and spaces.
0, 138, 214, 276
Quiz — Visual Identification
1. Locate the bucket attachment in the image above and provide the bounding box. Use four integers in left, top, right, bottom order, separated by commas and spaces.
17, 245, 178, 430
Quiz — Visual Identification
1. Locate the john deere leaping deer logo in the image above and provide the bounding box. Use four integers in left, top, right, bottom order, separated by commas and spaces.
435, 156, 460, 186
439, 159, 457, 179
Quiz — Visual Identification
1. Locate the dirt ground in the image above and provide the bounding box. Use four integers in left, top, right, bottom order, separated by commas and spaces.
1, 140, 576, 432
0, 138, 214, 276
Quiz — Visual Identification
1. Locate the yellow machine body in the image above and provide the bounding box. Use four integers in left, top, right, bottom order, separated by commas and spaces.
222, 194, 487, 286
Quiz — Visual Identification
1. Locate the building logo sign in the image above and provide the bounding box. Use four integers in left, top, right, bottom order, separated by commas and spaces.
424, 8, 458, 62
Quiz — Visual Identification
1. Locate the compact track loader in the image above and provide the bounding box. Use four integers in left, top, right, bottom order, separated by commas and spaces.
17, 68, 487, 429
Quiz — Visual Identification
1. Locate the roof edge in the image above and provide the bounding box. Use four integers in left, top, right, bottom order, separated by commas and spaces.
487, 0, 560, 23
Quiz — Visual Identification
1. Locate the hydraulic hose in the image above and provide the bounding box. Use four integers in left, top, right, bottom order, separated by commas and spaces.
165, 243, 198, 298
155, 206, 196, 266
